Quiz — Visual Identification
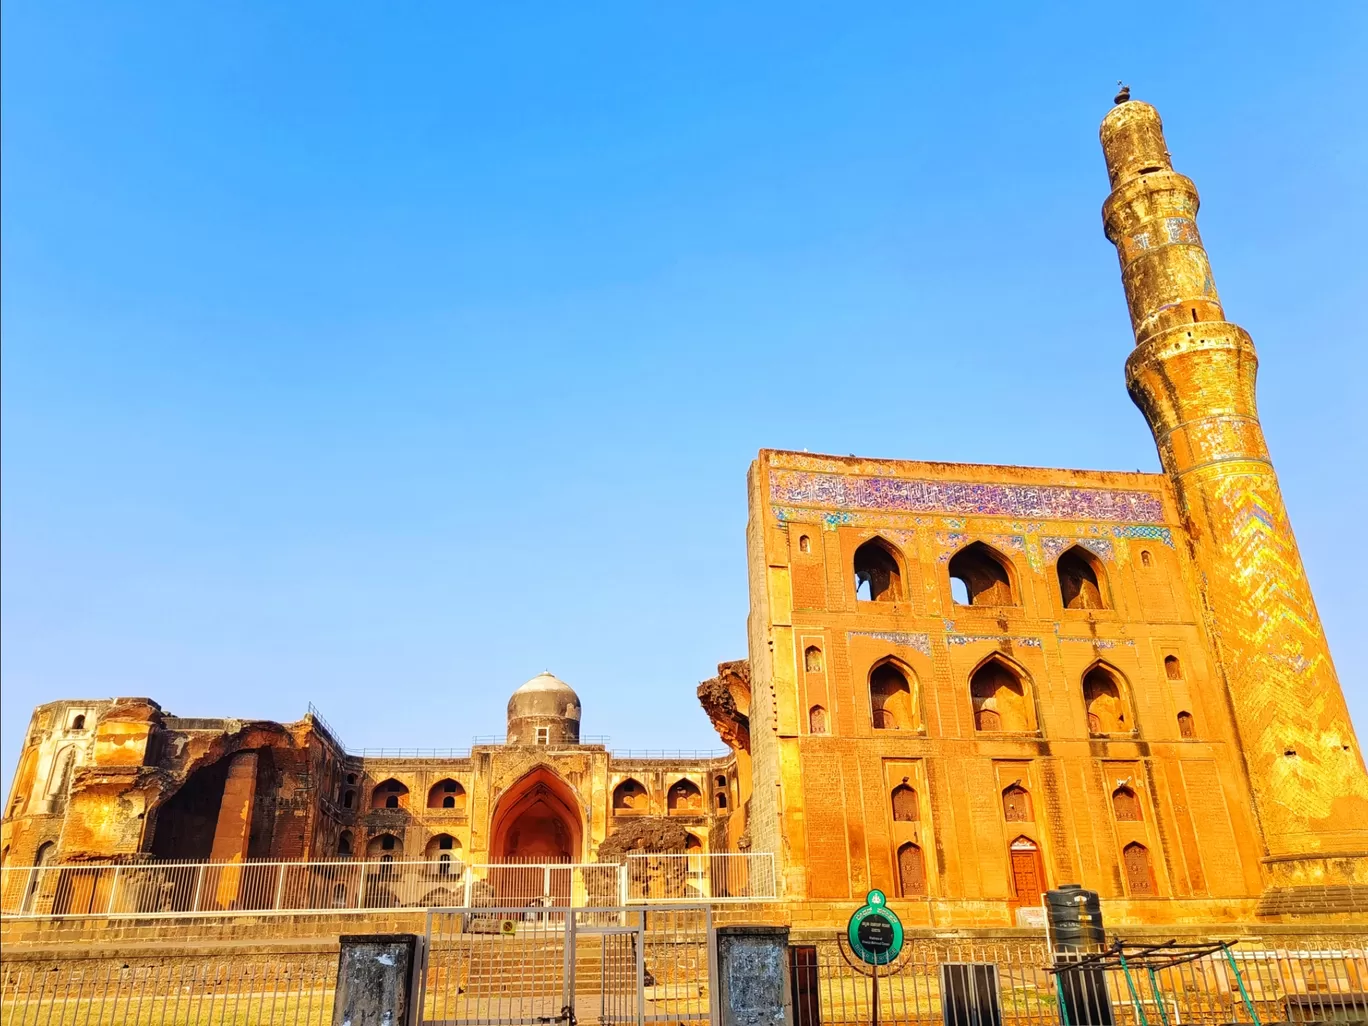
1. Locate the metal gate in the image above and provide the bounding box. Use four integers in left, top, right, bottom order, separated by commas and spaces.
418, 905, 715, 1026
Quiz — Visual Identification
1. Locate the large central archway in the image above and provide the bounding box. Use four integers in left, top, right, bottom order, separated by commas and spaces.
490, 766, 584, 862
488, 767, 585, 905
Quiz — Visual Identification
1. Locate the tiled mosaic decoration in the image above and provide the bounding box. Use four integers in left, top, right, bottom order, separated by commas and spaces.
936, 532, 1026, 562
845, 631, 932, 657
770, 471, 1165, 523
1112, 524, 1174, 547
1040, 536, 1116, 564
946, 634, 1043, 649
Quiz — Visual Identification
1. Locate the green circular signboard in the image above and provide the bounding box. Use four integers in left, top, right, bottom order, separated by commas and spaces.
847, 889, 904, 965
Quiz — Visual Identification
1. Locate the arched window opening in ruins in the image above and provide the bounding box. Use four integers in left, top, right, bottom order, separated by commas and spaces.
1083, 665, 1130, 735
338, 831, 353, 857
22, 843, 55, 912
367, 834, 402, 861
685, 833, 703, 852
1058, 546, 1108, 610
897, 843, 926, 897
798, 534, 812, 554
427, 834, 460, 875
891, 784, 919, 822
715, 775, 728, 789
1140, 549, 1153, 567
428, 779, 466, 811
346, 773, 358, 785
1112, 786, 1142, 822
1009, 837, 1045, 903
715, 791, 728, 809
668, 779, 703, 814
1123, 842, 1154, 895
1177, 711, 1196, 738
1002, 784, 1033, 822
371, 779, 409, 811
70, 714, 85, 731
804, 646, 824, 673
613, 779, 648, 813
870, 662, 916, 730
948, 542, 1016, 606
809, 705, 828, 734
854, 538, 904, 603
970, 658, 1034, 733
1164, 655, 1182, 680
343, 790, 355, 809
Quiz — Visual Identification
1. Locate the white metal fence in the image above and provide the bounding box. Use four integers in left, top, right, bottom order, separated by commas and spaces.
0, 853, 776, 919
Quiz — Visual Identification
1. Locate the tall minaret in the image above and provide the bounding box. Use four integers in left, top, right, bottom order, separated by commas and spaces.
1100, 96, 1368, 913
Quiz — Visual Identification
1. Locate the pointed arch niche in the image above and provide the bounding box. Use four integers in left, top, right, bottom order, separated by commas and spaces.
948, 542, 1017, 607
1082, 663, 1133, 735
1057, 546, 1109, 610
970, 656, 1037, 733
854, 538, 905, 603
870, 659, 921, 731
490, 767, 583, 862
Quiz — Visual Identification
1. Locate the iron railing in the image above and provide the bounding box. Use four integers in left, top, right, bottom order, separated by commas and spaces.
0, 852, 778, 918
788, 934, 1368, 1026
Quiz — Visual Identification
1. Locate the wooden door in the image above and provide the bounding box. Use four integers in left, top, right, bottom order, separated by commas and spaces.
1010, 848, 1043, 903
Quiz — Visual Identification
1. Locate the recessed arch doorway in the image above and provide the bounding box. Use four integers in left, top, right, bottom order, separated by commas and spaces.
489, 767, 584, 904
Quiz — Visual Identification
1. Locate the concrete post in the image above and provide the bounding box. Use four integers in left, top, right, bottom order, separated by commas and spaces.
333, 933, 420, 1026
716, 925, 790, 1026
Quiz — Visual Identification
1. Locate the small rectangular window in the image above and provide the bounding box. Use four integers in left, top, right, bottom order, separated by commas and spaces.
535, 727, 550, 745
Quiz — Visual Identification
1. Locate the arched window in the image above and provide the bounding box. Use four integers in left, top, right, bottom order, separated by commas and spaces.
1164, 655, 1182, 680
716, 792, 728, 809
891, 784, 919, 822
715, 775, 727, 789
1122, 842, 1154, 895
1140, 549, 1153, 567
970, 658, 1034, 733
668, 779, 703, 814
1083, 665, 1130, 734
948, 542, 1015, 606
798, 535, 812, 554
613, 779, 648, 813
338, 831, 353, 857
428, 779, 466, 811
1058, 546, 1108, 610
427, 833, 460, 874
870, 662, 916, 730
1112, 786, 1142, 822
1008, 837, 1044, 902
70, 714, 86, 731
1177, 711, 1196, 738
371, 779, 409, 811
1002, 784, 1032, 822
685, 833, 703, 852
367, 833, 402, 859
346, 773, 358, 785
897, 843, 926, 897
809, 705, 828, 734
854, 539, 904, 602
804, 646, 824, 672
343, 790, 355, 809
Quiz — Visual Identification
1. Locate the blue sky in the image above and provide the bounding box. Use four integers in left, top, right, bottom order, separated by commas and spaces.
3, 3, 1365, 791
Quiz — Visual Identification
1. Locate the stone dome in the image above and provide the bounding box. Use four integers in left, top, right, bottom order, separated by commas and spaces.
507, 672, 582, 745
